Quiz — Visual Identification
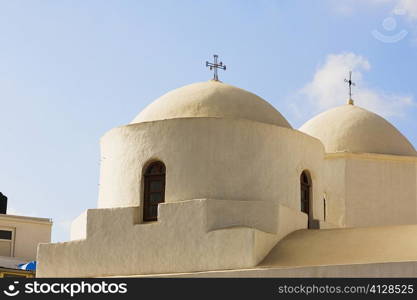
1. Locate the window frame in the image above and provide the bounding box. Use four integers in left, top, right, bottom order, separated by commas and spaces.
0, 227, 15, 257
143, 161, 166, 222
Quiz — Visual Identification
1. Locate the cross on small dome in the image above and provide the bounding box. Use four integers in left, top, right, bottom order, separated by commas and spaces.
206, 54, 226, 81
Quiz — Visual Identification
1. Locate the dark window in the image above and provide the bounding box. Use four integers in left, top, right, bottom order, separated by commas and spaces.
300, 172, 310, 214
300, 171, 312, 228
143, 161, 166, 222
0, 230, 12, 240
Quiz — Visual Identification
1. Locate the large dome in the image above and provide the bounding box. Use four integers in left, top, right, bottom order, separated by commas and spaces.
299, 104, 416, 156
131, 80, 292, 128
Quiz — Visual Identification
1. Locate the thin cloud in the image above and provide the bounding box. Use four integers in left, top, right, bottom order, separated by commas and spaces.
396, 0, 417, 19
289, 52, 415, 122
331, 0, 417, 20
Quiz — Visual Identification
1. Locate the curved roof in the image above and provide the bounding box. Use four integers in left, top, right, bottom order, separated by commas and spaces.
131, 80, 292, 128
299, 104, 416, 156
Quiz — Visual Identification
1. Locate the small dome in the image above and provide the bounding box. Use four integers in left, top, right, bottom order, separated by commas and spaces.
299, 104, 416, 156
131, 81, 292, 128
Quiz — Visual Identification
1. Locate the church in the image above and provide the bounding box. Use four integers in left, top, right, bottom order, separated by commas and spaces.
37, 59, 417, 277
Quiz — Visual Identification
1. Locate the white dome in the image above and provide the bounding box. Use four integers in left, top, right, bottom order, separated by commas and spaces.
131, 80, 292, 128
299, 104, 416, 156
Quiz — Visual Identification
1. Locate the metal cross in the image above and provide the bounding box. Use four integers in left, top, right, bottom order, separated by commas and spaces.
344, 70, 356, 99
206, 54, 226, 81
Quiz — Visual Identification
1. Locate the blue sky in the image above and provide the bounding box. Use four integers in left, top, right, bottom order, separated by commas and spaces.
1, 0, 417, 242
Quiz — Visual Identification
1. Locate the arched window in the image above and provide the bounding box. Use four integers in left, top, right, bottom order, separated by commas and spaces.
143, 161, 166, 222
300, 171, 312, 228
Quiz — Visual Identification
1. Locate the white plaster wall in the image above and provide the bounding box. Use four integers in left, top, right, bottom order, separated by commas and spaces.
38, 117, 326, 277
322, 157, 346, 227
140, 224, 417, 278
260, 224, 417, 268
98, 118, 325, 216
37, 200, 307, 278
70, 211, 87, 241
344, 155, 417, 227
253, 205, 307, 263
205, 200, 278, 233
38, 201, 263, 277
0, 215, 51, 260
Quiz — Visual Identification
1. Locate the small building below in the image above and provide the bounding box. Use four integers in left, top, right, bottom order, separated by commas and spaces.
0, 194, 52, 278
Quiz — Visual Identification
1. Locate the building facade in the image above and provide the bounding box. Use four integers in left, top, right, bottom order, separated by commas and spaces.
37, 80, 417, 277
0, 194, 52, 278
